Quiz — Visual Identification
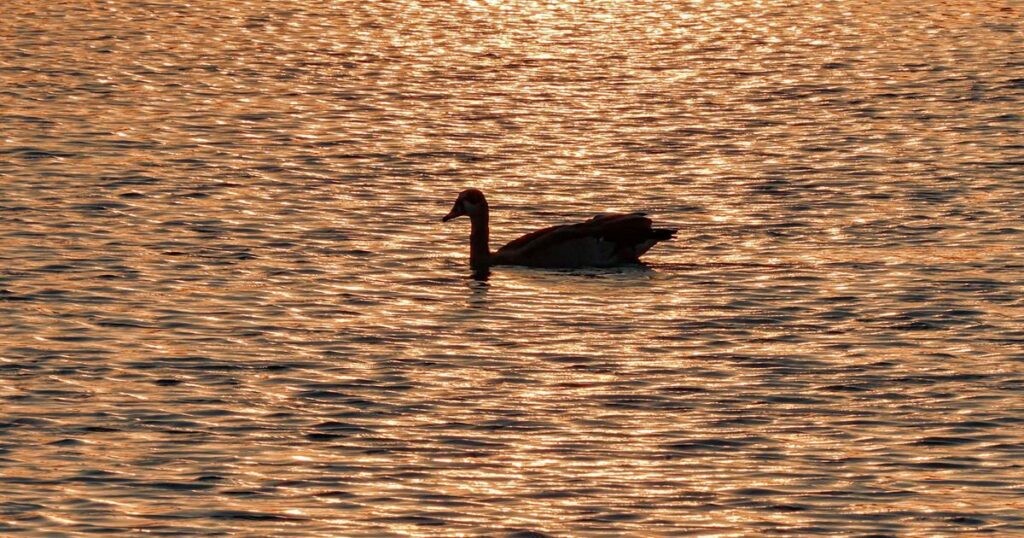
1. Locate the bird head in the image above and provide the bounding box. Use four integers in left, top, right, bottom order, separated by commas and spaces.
442, 188, 488, 222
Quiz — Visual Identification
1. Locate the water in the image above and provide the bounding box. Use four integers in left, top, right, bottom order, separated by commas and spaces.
2, 0, 1023, 535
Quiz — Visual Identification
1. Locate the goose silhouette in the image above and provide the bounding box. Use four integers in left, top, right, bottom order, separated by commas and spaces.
442, 189, 676, 270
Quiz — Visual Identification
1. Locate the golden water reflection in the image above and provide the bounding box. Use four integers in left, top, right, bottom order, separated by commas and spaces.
1, 0, 1022, 535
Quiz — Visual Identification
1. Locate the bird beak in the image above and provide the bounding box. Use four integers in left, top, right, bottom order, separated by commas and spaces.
442, 202, 465, 222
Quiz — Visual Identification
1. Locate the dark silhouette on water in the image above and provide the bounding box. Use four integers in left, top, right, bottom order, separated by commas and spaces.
442, 188, 677, 271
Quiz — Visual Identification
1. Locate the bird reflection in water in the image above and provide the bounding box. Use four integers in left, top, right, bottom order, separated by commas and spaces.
466, 276, 491, 308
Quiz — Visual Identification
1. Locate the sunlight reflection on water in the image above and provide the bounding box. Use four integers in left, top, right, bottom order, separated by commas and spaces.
1, 0, 1023, 535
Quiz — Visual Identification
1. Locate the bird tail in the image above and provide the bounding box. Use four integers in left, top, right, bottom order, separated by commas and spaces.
651, 228, 677, 240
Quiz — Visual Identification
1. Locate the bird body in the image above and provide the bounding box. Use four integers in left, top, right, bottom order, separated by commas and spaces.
442, 189, 676, 270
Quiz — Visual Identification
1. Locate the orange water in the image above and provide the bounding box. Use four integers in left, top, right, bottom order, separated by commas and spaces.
2, 1, 1022, 535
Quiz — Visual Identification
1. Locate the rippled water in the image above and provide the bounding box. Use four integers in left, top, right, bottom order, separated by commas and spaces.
3, 0, 1023, 535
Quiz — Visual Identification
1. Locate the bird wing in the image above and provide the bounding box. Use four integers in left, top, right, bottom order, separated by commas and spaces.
497, 213, 654, 257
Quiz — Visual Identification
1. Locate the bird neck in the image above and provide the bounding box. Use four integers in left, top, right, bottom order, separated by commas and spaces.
469, 209, 491, 269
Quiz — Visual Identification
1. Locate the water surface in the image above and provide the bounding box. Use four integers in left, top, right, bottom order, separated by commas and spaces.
2, 0, 1023, 535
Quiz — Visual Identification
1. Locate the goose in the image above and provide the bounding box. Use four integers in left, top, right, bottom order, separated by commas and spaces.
442, 188, 676, 270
